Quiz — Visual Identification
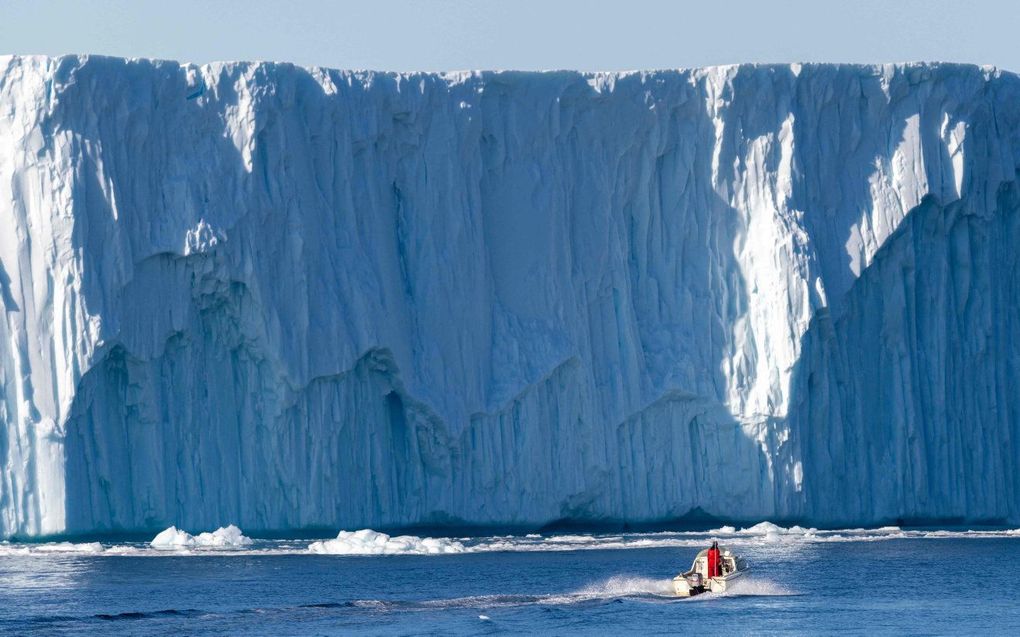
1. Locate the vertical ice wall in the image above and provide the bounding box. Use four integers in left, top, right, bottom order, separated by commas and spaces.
0, 56, 1017, 537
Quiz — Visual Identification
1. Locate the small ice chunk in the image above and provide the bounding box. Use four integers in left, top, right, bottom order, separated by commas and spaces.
308, 529, 465, 555
150, 524, 253, 549
151, 526, 195, 548
34, 541, 104, 553
739, 521, 787, 535
193, 524, 254, 547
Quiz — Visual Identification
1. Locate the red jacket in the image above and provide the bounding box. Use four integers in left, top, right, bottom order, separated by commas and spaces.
707, 547, 721, 577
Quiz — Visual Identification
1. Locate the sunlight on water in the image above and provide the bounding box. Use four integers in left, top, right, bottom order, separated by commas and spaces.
1, 537, 1018, 634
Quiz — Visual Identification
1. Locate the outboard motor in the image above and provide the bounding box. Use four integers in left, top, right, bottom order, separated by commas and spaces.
684, 572, 703, 589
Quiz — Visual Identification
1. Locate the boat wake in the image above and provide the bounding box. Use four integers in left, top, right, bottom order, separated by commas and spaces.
571, 575, 677, 599
343, 576, 675, 612
334, 574, 794, 613
711, 577, 796, 598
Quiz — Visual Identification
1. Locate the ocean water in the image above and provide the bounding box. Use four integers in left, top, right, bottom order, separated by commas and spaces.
1, 527, 1018, 635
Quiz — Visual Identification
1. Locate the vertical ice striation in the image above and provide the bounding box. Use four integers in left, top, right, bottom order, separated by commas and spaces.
0, 56, 1018, 537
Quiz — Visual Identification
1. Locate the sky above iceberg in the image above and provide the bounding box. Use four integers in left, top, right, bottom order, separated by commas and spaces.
1, 0, 1015, 72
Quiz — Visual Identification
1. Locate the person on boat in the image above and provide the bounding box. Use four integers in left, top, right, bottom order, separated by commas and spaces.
707, 541, 722, 578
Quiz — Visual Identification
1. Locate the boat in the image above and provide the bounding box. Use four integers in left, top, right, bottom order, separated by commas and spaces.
672, 545, 749, 596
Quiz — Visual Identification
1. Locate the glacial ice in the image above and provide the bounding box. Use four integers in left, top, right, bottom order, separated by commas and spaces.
150, 524, 253, 548
308, 529, 466, 555
0, 55, 1018, 538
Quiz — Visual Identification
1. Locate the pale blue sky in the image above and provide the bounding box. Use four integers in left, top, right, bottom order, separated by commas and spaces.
2, 0, 1016, 72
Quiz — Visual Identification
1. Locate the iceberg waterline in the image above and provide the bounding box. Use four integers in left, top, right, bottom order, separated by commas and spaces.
0, 55, 1018, 538
0, 523, 1017, 557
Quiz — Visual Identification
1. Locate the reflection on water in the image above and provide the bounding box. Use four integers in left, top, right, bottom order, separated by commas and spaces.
0, 555, 95, 591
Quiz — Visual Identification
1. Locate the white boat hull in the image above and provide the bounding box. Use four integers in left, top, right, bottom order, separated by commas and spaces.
672, 546, 749, 596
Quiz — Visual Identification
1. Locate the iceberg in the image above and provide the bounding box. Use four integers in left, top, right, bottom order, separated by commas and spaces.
0, 55, 1018, 538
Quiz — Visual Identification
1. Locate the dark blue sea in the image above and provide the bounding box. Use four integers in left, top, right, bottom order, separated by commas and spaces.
1, 527, 1018, 635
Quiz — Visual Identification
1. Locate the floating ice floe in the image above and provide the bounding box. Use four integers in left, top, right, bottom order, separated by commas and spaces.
0, 521, 1017, 557
150, 524, 253, 549
0, 541, 105, 556
31, 541, 105, 553
308, 529, 466, 555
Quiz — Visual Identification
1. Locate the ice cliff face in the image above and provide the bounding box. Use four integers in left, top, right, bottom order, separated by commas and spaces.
1, 56, 1017, 538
